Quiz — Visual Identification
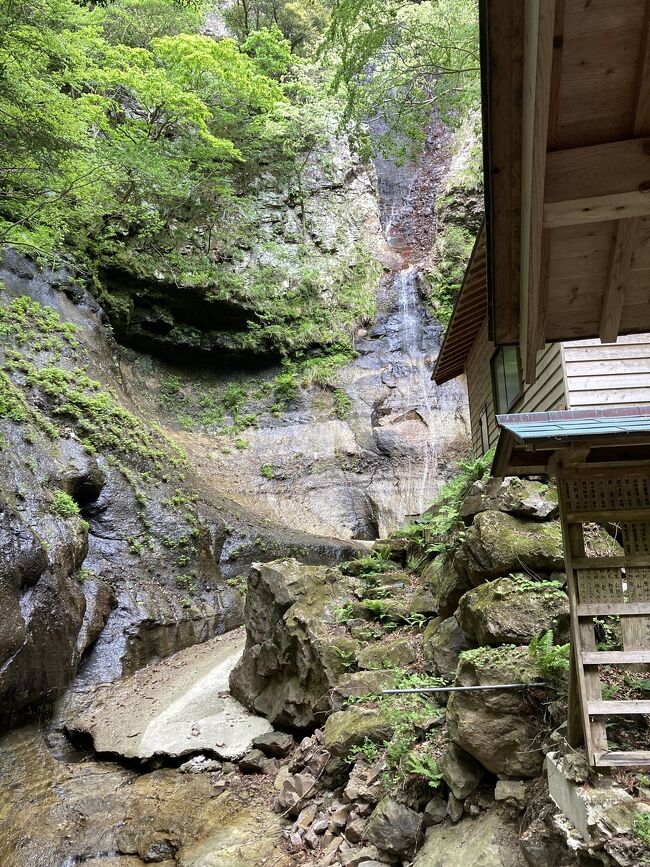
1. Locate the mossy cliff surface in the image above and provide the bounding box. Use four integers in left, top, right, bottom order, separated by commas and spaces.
0, 263, 365, 717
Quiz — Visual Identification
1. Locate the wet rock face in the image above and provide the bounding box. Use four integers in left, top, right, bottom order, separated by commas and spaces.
0, 497, 86, 715
229, 559, 361, 728
0, 267, 368, 718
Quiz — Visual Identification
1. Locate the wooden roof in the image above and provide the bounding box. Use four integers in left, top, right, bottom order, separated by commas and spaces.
448, 0, 650, 386
433, 225, 487, 384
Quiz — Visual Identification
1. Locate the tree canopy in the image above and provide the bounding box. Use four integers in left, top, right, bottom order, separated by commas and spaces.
327, 0, 480, 156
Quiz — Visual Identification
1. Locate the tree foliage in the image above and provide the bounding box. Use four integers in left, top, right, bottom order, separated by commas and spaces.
327, 0, 480, 156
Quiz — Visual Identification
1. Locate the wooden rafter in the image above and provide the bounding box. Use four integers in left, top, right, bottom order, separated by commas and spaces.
520, 0, 555, 385
543, 138, 650, 228
599, 219, 639, 343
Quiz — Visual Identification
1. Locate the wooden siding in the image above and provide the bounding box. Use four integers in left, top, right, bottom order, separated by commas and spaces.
466, 321, 568, 457
564, 334, 650, 408
466, 320, 499, 456
513, 342, 566, 415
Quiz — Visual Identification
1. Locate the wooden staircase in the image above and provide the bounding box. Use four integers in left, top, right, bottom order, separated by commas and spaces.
558, 464, 650, 767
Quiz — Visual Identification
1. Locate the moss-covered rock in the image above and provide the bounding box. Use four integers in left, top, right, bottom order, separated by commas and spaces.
457, 573, 570, 646
446, 646, 546, 777
357, 636, 417, 671
431, 556, 472, 618
229, 559, 362, 727
460, 477, 559, 523
454, 511, 564, 586
323, 705, 393, 757
423, 615, 473, 678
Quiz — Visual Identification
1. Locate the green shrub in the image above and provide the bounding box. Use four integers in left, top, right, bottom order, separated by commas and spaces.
260, 463, 274, 479
333, 388, 352, 420
52, 490, 80, 518
529, 630, 570, 682
633, 812, 650, 847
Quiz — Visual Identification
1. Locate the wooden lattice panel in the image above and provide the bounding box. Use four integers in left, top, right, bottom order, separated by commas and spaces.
559, 465, 650, 768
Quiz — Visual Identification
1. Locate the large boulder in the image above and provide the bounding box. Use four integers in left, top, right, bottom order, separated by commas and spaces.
364, 797, 424, 859
229, 559, 361, 727
412, 807, 528, 866
323, 705, 393, 758
460, 477, 558, 523
423, 616, 473, 678
431, 556, 472, 618
457, 574, 570, 646
446, 647, 546, 778
453, 511, 564, 586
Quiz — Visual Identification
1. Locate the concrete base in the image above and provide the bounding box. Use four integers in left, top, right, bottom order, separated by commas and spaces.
545, 751, 634, 846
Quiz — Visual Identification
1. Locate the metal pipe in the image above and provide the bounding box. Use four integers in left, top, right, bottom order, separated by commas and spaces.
381, 682, 546, 695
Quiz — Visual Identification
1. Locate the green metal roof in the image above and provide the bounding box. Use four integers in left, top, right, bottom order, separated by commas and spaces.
492, 407, 650, 476
497, 408, 650, 443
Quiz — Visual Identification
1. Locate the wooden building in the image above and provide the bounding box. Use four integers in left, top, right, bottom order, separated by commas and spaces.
434, 228, 650, 458
431, 0, 650, 767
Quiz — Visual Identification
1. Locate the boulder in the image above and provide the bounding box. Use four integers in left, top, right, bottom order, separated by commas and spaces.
330, 670, 398, 710
0, 498, 86, 717
412, 807, 528, 866
438, 742, 484, 799
446, 647, 545, 778
357, 636, 417, 670
364, 797, 423, 858
432, 556, 472, 618
252, 731, 295, 758
238, 749, 267, 774
229, 559, 361, 727
457, 574, 570, 646
423, 616, 472, 678
323, 706, 393, 758
453, 511, 564, 586
460, 477, 559, 522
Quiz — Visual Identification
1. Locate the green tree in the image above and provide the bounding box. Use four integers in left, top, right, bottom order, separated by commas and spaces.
327, 0, 480, 156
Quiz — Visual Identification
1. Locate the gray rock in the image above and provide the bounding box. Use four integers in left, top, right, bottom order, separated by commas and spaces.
432, 556, 472, 618
239, 748, 267, 774
252, 730, 294, 758
447, 793, 464, 823
330, 670, 398, 710
439, 742, 484, 799
494, 780, 526, 805
179, 755, 222, 774
423, 616, 472, 678
323, 706, 393, 758
364, 797, 423, 858
413, 807, 528, 866
460, 477, 559, 522
357, 636, 417, 670
457, 573, 570, 646
229, 559, 362, 727
423, 795, 448, 827
453, 511, 564, 586
447, 647, 545, 778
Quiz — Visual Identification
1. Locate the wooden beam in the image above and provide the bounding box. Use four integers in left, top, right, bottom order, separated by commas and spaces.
633, 0, 650, 136
582, 650, 650, 665
599, 219, 640, 342
520, 0, 556, 385
488, 0, 524, 346
595, 751, 650, 767
588, 700, 650, 715
544, 138, 650, 227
